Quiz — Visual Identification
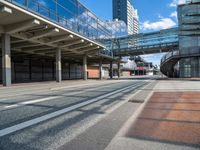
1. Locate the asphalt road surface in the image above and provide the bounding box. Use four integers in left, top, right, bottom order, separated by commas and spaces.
0, 79, 152, 150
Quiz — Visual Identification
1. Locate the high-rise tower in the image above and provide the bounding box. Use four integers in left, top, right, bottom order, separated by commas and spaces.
113, 0, 139, 35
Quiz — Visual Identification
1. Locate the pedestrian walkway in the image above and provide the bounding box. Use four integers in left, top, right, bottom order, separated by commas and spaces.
105, 79, 200, 150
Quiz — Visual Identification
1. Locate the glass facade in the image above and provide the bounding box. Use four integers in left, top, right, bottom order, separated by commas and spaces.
179, 57, 200, 78
113, 0, 139, 35
6, 0, 112, 40
105, 20, 128, 38
178, 2, 200, 77
178, 1, 200, 54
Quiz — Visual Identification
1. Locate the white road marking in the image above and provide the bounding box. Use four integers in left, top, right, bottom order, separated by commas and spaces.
4, 96, 61, 109
2, 82, 142, 110
0, 80, 126, 100
0, 80, 130, 103
50, 80, 126, 91
0, 82, 146, 137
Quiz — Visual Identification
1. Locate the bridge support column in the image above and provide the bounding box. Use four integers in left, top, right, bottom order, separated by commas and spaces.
109, 61, 113, 79
2, 34, 11, 86
99, 59, 103, 80
56, 48, 62, 82
83, 54, 87, 80
117, 62, 121, 78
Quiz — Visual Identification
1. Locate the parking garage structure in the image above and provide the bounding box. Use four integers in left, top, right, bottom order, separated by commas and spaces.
0, 0, 116, 86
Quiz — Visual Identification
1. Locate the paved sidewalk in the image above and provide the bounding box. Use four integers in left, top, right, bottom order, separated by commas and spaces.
105, 80, 200, 150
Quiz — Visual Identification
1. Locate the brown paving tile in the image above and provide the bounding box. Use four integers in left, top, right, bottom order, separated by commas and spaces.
126, 92, 200, 146
151, 92, 200, 99
146, 103, 200, 111
149, 95, 200, 102
139, 109, 200, 122
127, 119, 200, 145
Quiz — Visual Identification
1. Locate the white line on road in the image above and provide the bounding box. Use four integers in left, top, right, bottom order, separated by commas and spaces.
4, 96, 62, 109
0, 80, 127, 100
50, 80, 127, 91
0, 80, 132, 103
0, 82, 146, 137
2, 81, 142, 110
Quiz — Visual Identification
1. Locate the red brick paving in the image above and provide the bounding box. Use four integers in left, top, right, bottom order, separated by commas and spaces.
126, 92, 200, 146
146, 103, 200, 111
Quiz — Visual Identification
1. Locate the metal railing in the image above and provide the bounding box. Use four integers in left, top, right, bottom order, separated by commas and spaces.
100, 49, 113, 57
161, 50, 179, 64
161, 47, 200, 64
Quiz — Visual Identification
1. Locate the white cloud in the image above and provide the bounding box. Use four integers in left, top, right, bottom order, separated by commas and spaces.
141, 53, 167, 66
170, 11, 178, 23
169, 0, 185, 7
142, 54, 159, 59
170, 11, 177, 18
140, 18, 176, 31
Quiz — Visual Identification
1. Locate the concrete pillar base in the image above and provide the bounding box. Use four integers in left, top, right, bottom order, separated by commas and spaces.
99, 59, 103, 80
83, 54, 87, 80
2, 34, 11, 86
110, 61, 113, 79
56, 49, 62, 82
117, 62, 121, 78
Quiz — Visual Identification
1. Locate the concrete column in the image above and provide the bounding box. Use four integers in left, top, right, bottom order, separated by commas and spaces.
109, 61, 113, 79
2, 34, 11, 86
56, 48, 62, 82
99, 59, 103, 80
117, 62, 121, 78
83, 54, 87, 80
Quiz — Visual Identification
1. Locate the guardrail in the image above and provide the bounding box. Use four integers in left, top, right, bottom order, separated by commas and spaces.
161, 50, 179, 64
161, 47, 200, 64
100, 49, 113, 57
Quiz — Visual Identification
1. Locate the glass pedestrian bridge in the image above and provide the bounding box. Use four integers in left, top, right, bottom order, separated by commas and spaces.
102, 28, 179, 56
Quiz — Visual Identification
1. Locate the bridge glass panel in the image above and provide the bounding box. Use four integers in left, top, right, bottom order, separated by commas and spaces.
104, 28, 178, 55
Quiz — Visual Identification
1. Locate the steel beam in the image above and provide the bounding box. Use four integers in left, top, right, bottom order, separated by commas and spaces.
59, 39, 84, 48
29, 28, 59, 40
45, 34, 73, 44
12, 42, 40, 49
21, 45, 52, 52
0, 6, 12, 16
5, 19, 40, 34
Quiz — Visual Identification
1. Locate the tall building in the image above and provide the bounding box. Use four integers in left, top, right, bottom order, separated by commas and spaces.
113, 0, 139, 35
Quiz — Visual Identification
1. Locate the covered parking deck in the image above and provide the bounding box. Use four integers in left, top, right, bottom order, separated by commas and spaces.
0, 0, 116, 86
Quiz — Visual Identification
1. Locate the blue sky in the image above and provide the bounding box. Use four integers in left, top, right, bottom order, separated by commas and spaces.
80, 0, 185, 66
